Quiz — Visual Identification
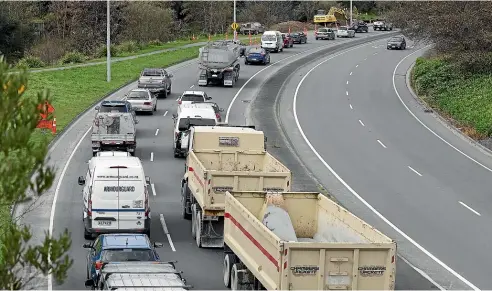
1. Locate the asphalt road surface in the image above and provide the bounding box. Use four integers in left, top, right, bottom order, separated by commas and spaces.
268, 37, 492, 290
15, 30, 438, 290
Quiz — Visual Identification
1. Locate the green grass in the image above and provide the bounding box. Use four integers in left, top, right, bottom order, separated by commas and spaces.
412, 57, 492, 139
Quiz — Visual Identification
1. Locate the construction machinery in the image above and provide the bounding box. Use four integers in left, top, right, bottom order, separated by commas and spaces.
198, 40, 241, 87
313, 7, 350, 27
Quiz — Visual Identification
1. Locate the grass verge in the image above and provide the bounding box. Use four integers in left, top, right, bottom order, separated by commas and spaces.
411, 56, 492, 140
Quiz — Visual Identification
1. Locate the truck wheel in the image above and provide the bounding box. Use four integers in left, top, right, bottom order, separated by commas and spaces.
182, 183, 191, 220
84, 227, 92, 240
195, 210, 202, 247
230, 263, 242, 291
144, 229, 151, 239
223, 254, 238, 288
191, 204, 197, 238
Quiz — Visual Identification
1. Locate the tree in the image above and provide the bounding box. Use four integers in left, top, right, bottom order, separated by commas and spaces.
0, 56, 73, 289
0, 11, 34, 63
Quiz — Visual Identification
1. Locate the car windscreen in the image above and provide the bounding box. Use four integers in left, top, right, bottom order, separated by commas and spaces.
390, 37, 403, 42
261, 34, 276, 41
181, 94, 205, 102
339, 27, 347, 31
101, 249, 154, 262
99, 105, 128, 113
292, 33, 299, 36
142, 70, 162, 76
318, 28, 328, 32
178, 118, 216, 131
127, 91, 148, 100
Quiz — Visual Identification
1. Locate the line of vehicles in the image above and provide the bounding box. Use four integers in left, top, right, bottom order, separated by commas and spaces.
79, 30, 403, 289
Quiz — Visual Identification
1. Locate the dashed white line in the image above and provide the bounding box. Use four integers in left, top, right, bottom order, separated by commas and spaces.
346, 80, 349, 85
349, 71, 353, 75
408, 166, 422, 177
459, 201, 481, 216
377, 139, 387, 148
364, 58, 367, 60
150, 152, 154, 162
355, 64, 359, 68
346, 91, 349, 96
349, 104, 353, 109
159, 214, 176, 252
151, 183, 157, 196
358, 119, 365, 126
155, 129, 159, 136
163, 110, 168, 116
175, 98, 179, 101
373, 52, 378, 55
190, 84, 194, 89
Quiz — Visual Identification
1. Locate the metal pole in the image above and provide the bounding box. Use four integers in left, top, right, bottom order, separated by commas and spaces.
350, 0, 353, 26
233, 0, 237, 41
106, 0, 111, 82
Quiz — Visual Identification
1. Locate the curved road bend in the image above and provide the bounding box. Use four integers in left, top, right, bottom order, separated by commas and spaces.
275, 38, 492, 290
15, 31, 395, 290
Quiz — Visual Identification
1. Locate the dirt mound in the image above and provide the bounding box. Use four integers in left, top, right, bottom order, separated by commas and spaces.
270, 21, 315, 33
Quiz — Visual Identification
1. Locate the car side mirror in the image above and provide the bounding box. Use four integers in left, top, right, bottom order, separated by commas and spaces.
206, 97, 212, 100
135, 119, 139, 124
154, 242, 164, 248
169, 73, 174, 78
85, 279, 94, 288
83, 242, 93, 249
95, 106, 100, 111
78, 176, 86, 186
145, 176, 151, 185
172, 113, 178, 119
219, 108, 224, 112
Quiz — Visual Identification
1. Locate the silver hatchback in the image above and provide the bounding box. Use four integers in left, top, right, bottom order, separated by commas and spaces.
124, 89, 157, 115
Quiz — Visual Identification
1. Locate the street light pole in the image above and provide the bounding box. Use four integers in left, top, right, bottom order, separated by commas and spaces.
233, 0, 237, 41
106, 0, 111, 82
350, 0, 353, 26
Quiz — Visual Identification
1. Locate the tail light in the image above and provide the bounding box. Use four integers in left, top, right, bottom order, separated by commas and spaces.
178, 100, 182, 105
87, 199, 92, 217
175, 132, 180, 140
144, 102, 151, 105
216, 113, 220, 119
95, 261, 103, 270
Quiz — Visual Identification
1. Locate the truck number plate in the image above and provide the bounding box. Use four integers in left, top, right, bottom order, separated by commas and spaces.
212, 74, 218, 77
97, 221, 112, 226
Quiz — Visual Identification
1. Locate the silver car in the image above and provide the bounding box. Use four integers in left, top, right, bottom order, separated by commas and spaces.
124, 88, 157, 115
336, 26, 355, 38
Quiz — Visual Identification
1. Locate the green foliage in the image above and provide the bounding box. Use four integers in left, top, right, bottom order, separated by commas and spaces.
59, 51, 85, 65
95, 45, 120, 59
116, 41, 142, 54
148, 39, 163, 46
0, 56, 73, 289
16, 56, 46, 69
412, 57, 492, 137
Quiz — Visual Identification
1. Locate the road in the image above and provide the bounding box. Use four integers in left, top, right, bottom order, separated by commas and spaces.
266, 37, 492, 290
15, 30, 438, 290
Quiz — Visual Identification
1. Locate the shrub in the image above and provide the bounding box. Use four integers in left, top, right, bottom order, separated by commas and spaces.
412, 57, 461, 98
148, 39, 163, 46
16, 56, 45, 69
59, 51, 86, 65
95, 45, 120, 58
116, 41, 142, 53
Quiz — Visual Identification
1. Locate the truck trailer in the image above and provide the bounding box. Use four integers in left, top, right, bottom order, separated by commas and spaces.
223, 191, 397, 290
181, 126, 291, 248
198, 40, 241, 87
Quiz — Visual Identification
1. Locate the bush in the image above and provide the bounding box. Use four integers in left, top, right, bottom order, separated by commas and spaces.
116, 41, 142, 54
16, 56, 45, 68
59, 51, 86, 65
95, 45, 120, 58
412, 57, 462, 98
148, 39, 163, 46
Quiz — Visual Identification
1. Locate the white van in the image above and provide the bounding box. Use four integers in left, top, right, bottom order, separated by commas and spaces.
77, 152, 151, 239
261, 31, 283, 53
172, 107, 217, 158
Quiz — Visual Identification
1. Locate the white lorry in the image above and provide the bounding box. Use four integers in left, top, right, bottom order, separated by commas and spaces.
223, 191, 397, 290
181, 126, 291, 248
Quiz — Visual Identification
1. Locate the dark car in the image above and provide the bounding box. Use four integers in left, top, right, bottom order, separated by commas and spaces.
281, 33, 294, 48
291, 32, 307, 44
315, 27, 335, 40
191, 101, 224, 122
84, 234, 164, 285
387, 36, 406, 50
349, 21, 368, 33
244, 47, 270, 65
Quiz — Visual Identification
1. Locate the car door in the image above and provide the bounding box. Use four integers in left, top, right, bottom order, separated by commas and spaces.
88, 236, 103, 279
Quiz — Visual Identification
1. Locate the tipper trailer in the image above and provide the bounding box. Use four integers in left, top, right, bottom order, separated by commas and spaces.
181, 126, 291, 248
198, 40, 241, 87
223, 191, 397, 290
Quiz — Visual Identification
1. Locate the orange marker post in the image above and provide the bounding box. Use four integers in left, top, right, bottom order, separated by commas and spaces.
288, 26, 291, 34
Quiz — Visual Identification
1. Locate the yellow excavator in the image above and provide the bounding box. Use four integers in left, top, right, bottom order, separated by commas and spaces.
313, 7, 351, 27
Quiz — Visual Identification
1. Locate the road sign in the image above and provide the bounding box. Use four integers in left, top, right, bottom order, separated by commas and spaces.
231, 22, 239, 30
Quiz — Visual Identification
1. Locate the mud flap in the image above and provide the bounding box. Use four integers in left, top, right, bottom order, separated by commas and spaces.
198, 216, 224, 248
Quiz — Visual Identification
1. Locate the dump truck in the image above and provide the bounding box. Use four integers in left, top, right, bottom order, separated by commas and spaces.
198, 40, 241, 87
180, 126, 291, 248
222, 191, 397, 290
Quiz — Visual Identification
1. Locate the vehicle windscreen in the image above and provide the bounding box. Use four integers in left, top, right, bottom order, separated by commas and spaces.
318, 28, 328, 32
248, 48, 263, 54
101, 249, 154, 262
99, 105, 128, 113
178, 118, 216, 131
262, 34, 276, 41
390, 37, 403, 42
339, 27, 347, 31
181, 94, 205, 102
292, 33, 299, 36
142, 69, 162, 77
127, 91, 148, 100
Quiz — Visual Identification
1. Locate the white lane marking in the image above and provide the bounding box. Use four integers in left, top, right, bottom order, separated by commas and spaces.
356, 64, 359, 68
398, 255, 446, 291
358, 119, 365, 127
224, 38, 386, 123
349, 71, 353, 75
364, 58, 367, 60
163, 110, 168, 117
408, 166, 423, 177
349, 104, 353, 110
159, 214, 176, 252
459, 201, 481, 216
346, 91, 349, 96
346, 80, 349, 85
292, 42, 480, 291
151, 183, 157, 196
393, 46, 492, 175
377, 139, 387, 148
155, 129, 159, 136
150, 152, 154, 162
48, 125, 92, 290
175, 98, 179, 101
190, 84, 194, 89
373, 52, 378, 55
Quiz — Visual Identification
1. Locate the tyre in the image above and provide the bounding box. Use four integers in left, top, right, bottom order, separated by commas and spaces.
154, 103, 157, 111
195, 210, 202, 247
167, 84, 171, 94
230, 263, 241, 291
223, 254, 238, 288
315, 37, 319, 40
144, 229, 150, 238
244, 60, 249, 65
84, 227, 92, 240
182, 182, 191, 220
191, 204, 197, 238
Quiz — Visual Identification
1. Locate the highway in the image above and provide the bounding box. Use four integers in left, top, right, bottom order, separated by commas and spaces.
14, 29, 441, 290
262, 37, 492, 290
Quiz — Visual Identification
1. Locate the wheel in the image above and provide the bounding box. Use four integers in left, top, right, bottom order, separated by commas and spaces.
167, 84, 171, 94
154, 103, 157, 111
160, 90, 167, 99
195, 210, 202, 247
191, 204, 197, 238
315, 37, 319, 40
223, 254, 238, 288
230, 263, 241, 291
182, 182, 191, 220
244, 60, 249, 65
144, 229, 150, 238
149, 109, 154, 115
84, 227, 92, 240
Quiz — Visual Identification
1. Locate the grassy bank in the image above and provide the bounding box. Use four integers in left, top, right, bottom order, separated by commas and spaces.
411, 56, 492, 140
